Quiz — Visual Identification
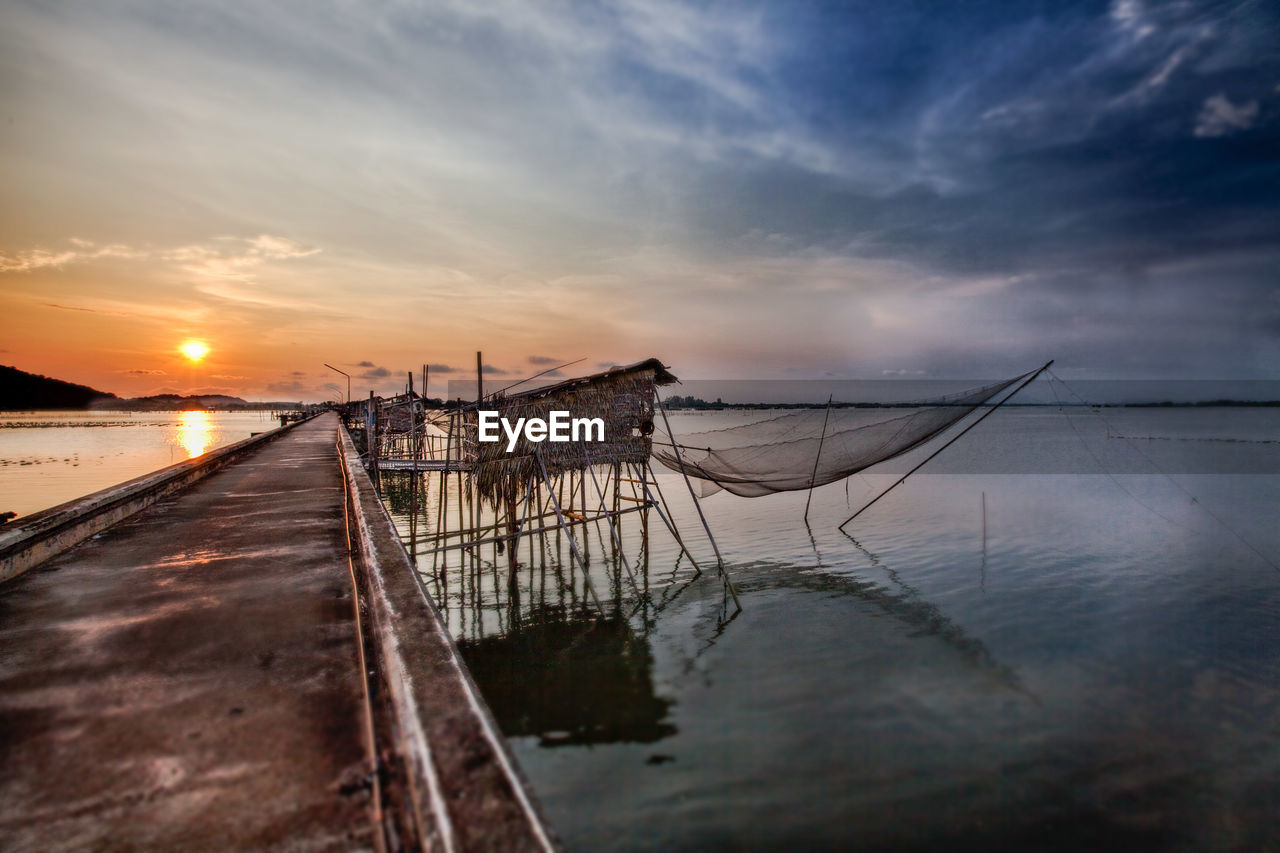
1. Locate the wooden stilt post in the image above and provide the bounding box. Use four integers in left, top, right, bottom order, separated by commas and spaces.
535, 450, 601, 608
368, 391, 380, 494
631, 461, 702, 575
408, 372, 418, 556
584, 449, 637, 589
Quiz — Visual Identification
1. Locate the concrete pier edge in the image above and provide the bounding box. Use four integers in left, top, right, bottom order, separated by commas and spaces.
0, 416, 311, 584
338, 424, 560, 851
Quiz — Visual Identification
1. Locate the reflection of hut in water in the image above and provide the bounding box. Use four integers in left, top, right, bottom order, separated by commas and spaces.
457, 605, 676, 747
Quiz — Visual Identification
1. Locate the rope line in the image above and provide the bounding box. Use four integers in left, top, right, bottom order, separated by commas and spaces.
1047, 370, 1279, 573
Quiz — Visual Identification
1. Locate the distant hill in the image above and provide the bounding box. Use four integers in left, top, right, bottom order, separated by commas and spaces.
0, 365, 117, 410
2, 364, 300, 411
92, 393, 257, 411
92, 393, 305, 411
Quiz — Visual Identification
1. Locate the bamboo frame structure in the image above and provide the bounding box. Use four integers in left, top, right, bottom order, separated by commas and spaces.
351, 357, 730, 629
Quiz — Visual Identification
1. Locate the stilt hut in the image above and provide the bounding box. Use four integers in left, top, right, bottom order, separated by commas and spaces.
467, 358, 677, 510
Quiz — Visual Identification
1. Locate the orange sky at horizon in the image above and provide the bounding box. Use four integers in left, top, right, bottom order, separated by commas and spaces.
2, 238, 718, 402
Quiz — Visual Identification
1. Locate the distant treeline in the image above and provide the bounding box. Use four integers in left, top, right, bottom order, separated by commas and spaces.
92, 394, 301, 412
1, 365, 300, 411
662, 394, 1280, 410
1123, 399, 1280, 407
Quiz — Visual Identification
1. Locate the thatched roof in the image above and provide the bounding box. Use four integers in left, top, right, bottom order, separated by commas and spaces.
503, 358, 677, 402
468, 358, 677, 508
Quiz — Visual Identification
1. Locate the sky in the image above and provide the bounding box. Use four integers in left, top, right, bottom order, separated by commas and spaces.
1, 0, 1277, 402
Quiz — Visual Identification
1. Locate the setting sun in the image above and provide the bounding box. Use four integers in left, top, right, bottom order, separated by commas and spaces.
179, 340, 210, 362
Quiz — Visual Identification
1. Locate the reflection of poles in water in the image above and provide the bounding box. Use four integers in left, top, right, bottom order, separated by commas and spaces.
836, 528, 1035, 701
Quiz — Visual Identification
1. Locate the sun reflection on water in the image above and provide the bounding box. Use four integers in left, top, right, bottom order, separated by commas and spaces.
177, 410, 213, 458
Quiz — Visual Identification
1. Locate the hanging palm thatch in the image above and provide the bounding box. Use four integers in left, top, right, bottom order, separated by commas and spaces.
468, 358, 677, 508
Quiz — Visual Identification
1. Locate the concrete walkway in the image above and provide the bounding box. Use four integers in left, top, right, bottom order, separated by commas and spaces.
0, 414, 376, 850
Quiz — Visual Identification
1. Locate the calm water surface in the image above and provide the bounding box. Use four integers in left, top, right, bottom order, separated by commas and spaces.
0, 410, 280, 516
386, 407, 1280, 851
9, 407, 1275, 849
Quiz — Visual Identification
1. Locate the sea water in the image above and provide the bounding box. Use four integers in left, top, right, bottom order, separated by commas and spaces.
387, 406, 1280, 850
6, 406, 1276, 848
0, 410, 279, 517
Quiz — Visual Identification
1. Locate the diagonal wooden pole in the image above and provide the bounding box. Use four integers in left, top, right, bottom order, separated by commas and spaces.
654, 391, 723, 563
804, 394, 834, 523
838, 360, 1053, 531
629, 462, 702, 576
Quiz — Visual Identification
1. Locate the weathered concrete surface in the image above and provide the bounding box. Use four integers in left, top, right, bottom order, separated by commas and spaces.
0, 413, 376, 851
338, 427, 558, 852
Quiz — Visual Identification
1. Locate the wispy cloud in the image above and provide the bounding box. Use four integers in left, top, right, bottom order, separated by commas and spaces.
169, 235, 320, 281
1194, 93, 1260, 137
2, 235, 317, 279
42, 302, 130, 316
0, 241, 142, 273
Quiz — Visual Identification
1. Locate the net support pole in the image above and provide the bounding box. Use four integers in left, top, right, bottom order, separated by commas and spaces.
654, 391, 724, 564
804, 394, 834, 524
642, 460, 740, 611
630, 461, 703, 576
838, 360, 1053, 532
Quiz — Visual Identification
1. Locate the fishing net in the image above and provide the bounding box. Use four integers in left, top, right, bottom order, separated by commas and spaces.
651, 371, 1032, 497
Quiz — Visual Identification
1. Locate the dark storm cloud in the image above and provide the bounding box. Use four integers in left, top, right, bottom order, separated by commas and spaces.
685, 0, 1279, 273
